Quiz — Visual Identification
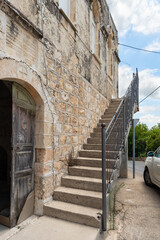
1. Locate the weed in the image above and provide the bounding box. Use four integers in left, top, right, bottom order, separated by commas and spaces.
109, 182, 125, 230
67, 147, 75, 167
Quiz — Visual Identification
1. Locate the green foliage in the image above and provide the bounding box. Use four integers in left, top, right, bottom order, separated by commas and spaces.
128, 123, 148, 157
146, 123, 160, 152
128, 123, 160, 157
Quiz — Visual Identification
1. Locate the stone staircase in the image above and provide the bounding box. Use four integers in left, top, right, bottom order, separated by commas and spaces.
44, 99, 122, 228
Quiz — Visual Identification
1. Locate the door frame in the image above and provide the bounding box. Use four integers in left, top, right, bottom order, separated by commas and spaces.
0, 58, 54, 227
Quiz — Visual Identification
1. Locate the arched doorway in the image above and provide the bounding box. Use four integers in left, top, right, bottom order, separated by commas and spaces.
0, 81, 36, 227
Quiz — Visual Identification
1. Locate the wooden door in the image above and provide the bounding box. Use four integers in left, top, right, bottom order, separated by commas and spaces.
10, 83, 36, 227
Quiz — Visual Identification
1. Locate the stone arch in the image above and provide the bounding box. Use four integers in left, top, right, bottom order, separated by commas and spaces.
0, 58, 54, 215
0, 58, 44, 103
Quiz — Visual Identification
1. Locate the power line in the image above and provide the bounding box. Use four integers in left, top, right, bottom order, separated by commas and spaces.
139, 86, 160, 104
119, 43, 160, 55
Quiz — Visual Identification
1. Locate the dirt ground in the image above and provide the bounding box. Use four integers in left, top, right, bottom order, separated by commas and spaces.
106, 170, 160, 240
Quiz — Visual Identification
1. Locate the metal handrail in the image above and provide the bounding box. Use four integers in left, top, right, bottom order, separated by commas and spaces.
105, 99, 123, 138
101, 69, 139, 232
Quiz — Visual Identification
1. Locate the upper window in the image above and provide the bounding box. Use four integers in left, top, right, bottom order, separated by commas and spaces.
91, 12, 96, 54
59, 0, 70, 18
90, 0, 100, 58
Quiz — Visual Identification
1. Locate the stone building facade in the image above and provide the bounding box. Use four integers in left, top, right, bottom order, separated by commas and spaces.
0, 0, 120, 226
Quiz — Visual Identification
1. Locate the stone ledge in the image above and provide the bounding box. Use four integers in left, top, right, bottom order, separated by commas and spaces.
0, 0, 43, 39
59, 8, 78, 34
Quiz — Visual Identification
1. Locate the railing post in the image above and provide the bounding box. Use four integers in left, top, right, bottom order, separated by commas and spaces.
132, 119, 135, 179
101, 123, 107, 231
136, 68, 139, 109
131, 79, 133, 115
123, 99, 125, 141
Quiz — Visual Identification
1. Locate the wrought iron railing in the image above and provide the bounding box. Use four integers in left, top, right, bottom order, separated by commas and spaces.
101, 69, 139, 231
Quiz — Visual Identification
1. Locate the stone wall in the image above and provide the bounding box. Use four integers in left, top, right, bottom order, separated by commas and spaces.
0, 0, 119, 214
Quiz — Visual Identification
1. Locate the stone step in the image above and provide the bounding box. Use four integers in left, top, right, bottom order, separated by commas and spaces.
102, 110, 116, 116
93, 126, 122, 133
44, 200, 100, 228
61, 175, 115, 192
102, 113, 123, 119
107, 105, 120, 109
87, 137, 120, 144
91, 131, 123, 138
79, 150, 118, 159
83, 144, 118, 151
99, 118, 112, 123
104, 107, 117, 112
111, 99, 122, 103
99, 117, 123, 124
53, 187, 102, 209
90, 132, 102, 138
87, 137, 101, 144
72, 157, 117, 168
68, 166, 114, 179
101, 114, 116, 119
104, 110, 116, 115
108, 104, 121, 109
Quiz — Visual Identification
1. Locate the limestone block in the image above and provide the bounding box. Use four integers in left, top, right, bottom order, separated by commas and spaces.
72, 136, 78, 144
36, 148, 54, 163
59, 77, 64, 89
58, 102, 66, 112
71, 116, 78, 126
65, 82, 73, 93
73, 107, 78, 115
63, 124, 73, 134
61, 92, 69, 102
35, 175, 54, 200
66, 104, 73, 114
65, 114, 71, 124
59, 113, 65, 122
59, 135, 66, 145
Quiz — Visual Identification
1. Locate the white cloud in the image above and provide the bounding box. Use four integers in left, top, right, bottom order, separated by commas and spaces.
139, 105, 158, 114
119, 65, 160, 100
107, 0, 160, 36
140, 114, 160, 129
119, 65, 160, 128
145, 41, 160, 51
119, 65, 133, 97
139, 69, 160, 100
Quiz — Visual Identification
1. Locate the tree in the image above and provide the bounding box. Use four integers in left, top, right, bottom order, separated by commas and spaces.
128, 123, 148, 157
146, 123, 160, 152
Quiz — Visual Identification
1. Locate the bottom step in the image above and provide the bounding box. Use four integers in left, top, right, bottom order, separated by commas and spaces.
44, 201, 101, 228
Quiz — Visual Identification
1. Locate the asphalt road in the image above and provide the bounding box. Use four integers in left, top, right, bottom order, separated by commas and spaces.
128, 160, 145, 176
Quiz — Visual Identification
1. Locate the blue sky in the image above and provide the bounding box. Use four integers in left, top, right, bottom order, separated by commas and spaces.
107, 0, 160, 129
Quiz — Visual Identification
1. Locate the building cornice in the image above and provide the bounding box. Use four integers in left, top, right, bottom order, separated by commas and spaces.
0, 0, 43, 39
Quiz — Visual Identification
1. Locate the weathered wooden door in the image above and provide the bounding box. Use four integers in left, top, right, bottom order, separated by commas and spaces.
10, 83, 36, 227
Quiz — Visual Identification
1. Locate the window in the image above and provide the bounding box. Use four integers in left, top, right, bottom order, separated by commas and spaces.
91, 12, 96, 53
59, 0, 70, 18
90, 0, 100, 58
